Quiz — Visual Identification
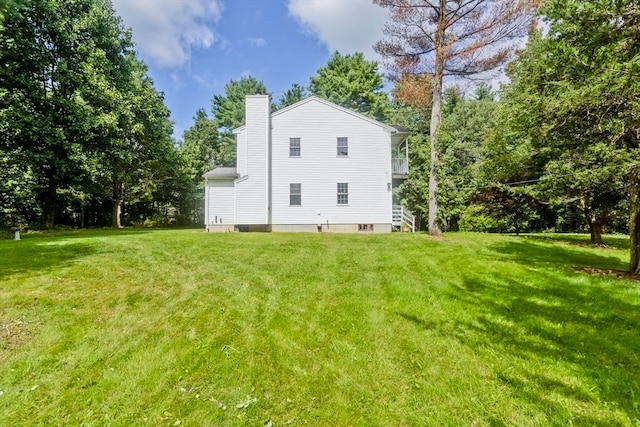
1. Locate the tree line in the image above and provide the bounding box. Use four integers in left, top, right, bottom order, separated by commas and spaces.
2, 0, 638, 271
376, 0, 639, 272
0, 1, 388, 230
1, 0, 174, 229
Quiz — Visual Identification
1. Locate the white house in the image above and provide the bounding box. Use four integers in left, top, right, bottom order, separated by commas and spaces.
203, 94, 414, 233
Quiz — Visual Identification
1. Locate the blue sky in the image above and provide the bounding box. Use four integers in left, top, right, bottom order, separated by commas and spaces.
111, 0, 389, 140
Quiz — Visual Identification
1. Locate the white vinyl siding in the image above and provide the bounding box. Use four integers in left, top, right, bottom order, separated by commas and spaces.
270, 98, 392, 226
206, 180, 235, 225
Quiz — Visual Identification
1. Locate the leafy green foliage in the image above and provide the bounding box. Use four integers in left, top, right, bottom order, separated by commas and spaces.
491, 1, 639, 252
211, 75, 269, 132
475, 185, 541, 235
459, 204, 501, 232
309, 51, 390, 121
375, 0, 538, 236
394, 85, 496, 231
0, 0, 175, 229
0, 0, 101, 227
0, 0, 28, 28
276, 83, 307, 110
437, 85, 495, 230
175, 109, 235, 225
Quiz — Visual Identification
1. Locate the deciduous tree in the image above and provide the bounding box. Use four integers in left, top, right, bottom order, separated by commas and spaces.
0, 0, 110, 228
0, 0, 175, 229
493, 1, 639, 266
374, 0, 538, 236
177, 109, 228, 225
438, 84, 496, 231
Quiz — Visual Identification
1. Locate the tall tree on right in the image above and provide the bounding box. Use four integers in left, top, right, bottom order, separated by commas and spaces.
490, 1, 640, 270
373, 0, 538, 236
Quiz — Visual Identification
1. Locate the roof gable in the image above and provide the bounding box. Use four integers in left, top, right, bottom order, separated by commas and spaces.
272, 96, 398, 133
232, 96, 408, 135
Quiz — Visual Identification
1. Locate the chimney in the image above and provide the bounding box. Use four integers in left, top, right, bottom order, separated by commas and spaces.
243, 94, 271, 223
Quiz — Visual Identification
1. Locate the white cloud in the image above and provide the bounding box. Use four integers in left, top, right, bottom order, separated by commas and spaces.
287, 0, 387, 60
247, 37, 267, 48
112, 0, 223, 68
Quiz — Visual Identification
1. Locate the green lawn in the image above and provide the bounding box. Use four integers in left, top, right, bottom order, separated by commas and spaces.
0, 230, 639, 426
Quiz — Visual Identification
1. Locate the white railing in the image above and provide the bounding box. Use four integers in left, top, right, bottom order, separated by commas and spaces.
392, 205, 415, 232
392, 158, 408, 175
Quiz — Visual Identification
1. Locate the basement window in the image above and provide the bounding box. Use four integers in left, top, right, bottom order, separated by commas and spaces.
358, 224, 374, 232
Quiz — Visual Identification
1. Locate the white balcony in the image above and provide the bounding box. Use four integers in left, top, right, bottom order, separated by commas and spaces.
392, 157, 408, 177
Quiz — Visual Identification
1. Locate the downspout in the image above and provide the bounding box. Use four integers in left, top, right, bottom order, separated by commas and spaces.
267, 100, 272, 227
204, 177, 209, 231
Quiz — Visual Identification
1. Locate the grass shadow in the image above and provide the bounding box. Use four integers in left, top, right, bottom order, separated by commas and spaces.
0, 234, 102, 279
519, 233, 630, 251
490, 239, 628, 272
397, 236, 639, 423
450, 239, 639, 422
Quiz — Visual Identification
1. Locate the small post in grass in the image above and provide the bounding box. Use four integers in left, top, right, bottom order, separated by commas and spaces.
11, 226, 21, 241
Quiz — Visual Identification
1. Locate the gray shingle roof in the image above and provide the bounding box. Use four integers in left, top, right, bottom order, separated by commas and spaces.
203, 167, 238, 179
391, 125, 410, 134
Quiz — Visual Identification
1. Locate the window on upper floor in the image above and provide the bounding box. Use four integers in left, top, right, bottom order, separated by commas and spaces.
290, 183, 301, 206
290, 138, 301, 157
337, 137, 348, 157
337, 182, 348, 205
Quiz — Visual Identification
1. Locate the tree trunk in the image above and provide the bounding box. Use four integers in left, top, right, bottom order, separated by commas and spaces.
589, 221, 603, 245
427, 3, 446, 237
112, 181, 124, 228
112, 199, 123, 228
630, 164, 640, 274
580, 199, 606, 245
43, 171, 57, 229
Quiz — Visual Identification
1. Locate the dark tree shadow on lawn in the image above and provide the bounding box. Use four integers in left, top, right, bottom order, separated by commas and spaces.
518, 233, 630, 251
400, 239, 640, 424
0, 237, 99, 279
457, 275, 639, 424
0, 228, 161, 279
491, 239, 629, 272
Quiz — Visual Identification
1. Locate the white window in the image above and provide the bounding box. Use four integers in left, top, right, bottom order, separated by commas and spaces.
337, 183, 348, 205
290, 183, 301, 206
337, 137, 348, 156
289, 138, 300, 157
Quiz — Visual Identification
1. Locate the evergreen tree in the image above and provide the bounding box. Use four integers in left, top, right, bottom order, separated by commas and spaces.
309, 51, 390, 121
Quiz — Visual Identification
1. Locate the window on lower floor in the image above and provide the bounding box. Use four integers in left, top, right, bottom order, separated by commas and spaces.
290, 183, 301, 206
337, 182, 348, 205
